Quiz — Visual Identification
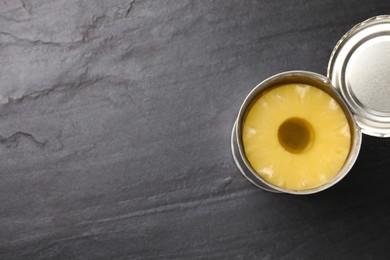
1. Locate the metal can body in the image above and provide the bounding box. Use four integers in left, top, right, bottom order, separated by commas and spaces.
231, 71, 362, 194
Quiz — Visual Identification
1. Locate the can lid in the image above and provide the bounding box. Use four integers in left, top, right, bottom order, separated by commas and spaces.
328, 15, 390, 137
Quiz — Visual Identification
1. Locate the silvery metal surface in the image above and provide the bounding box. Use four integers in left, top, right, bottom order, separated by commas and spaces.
232, 71, 362, 195
328, 15, 390, 137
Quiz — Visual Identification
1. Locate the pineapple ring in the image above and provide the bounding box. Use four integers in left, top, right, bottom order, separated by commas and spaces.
242, 84, 351, 191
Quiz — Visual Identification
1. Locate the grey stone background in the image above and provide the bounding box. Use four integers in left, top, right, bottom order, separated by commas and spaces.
1, 0, 390, 259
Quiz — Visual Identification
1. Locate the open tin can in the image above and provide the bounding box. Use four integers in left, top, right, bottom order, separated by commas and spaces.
231, 15, 390, 194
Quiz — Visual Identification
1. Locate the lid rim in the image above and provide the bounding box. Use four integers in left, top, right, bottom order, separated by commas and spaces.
328, 15, 390, 138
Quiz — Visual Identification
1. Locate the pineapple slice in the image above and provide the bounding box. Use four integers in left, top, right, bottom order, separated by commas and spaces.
243, 84, 351, 191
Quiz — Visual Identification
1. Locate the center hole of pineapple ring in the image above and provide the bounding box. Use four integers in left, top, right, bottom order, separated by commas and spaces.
278, 117, 314, 154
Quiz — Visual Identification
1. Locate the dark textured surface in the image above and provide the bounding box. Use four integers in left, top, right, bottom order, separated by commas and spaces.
1, 0, 390, 259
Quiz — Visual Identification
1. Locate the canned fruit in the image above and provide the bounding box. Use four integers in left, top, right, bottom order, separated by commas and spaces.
242, 84, 351, 191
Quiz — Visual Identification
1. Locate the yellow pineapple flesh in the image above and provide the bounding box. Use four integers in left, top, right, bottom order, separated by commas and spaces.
242, 84, 351, 191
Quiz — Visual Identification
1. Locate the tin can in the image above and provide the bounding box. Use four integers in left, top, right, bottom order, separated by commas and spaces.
232, 15, 390, 194
231, 71, 362, 194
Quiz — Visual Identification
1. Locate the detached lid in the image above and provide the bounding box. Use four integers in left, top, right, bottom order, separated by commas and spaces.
328, 15, 390, 137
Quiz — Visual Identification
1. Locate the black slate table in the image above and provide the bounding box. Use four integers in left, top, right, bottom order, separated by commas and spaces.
1, 0, 390, 259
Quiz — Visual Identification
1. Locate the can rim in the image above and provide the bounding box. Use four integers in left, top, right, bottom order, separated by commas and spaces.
234, 71, 362, 194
